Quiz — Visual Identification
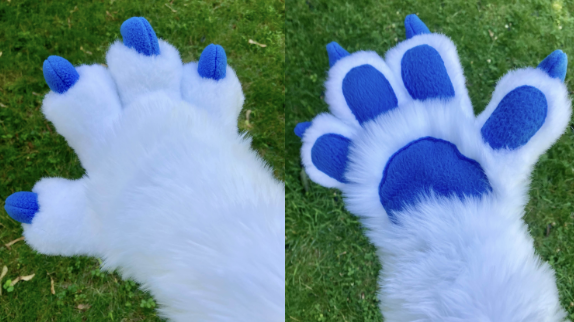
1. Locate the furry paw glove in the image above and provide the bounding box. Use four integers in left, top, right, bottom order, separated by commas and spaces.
296, 14, 570, 321
5, 17, 285, 322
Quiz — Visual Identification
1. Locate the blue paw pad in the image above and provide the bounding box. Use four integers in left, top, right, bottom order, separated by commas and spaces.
294, 122, 312, 138
4, 191, 39, 224
121, 17, 160, 56
43, 56, 79, 94
326, 42, 350, 67
343, 64, 398, 125
537, 50, 567, 82
404, 14, 430, 39
401, 45, 455, 100
312, 134, 351, 183
481, 85, 547, 150
198, 44, 227, 80
379, 137, 491, 222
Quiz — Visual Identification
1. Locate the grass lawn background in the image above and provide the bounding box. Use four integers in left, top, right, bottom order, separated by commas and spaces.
286, 0, 574, 321
0, 0, 284, 320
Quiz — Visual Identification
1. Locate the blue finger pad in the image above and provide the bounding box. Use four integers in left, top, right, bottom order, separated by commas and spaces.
481, 86, 547, 150
121, 17, 160, 56
43, 56, 79, 94
198, 44, 227, 80
4, 191, 39, 224
343, 64, 398, 125
295, 122, 312, 138
401, 45, 455, 100
537, 50, 567, 82
311, 134, 351, 183
379, 137, 491, 222
327, 42, 350, 67
404, 14, 430, 39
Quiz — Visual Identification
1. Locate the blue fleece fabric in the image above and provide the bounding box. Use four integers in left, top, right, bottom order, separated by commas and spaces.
326, 42, 350, 67
198, 44, 227, 80
401, 45, 455, 100
481, 86, 547, 150
4, 191, 39, 224
379, 137, 491, 222
120, 17, 160, 56
311, 134, 351, 183
43, 56, 79, 94
537, 49, 567, 82
342, 64, 398, 125
294, 122, 312, 138
404, 14, 430, 39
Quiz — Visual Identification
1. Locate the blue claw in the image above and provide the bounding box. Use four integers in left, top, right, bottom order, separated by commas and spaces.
120, 17, 160, 56
404, 14, 430, 39
326, 42, 350, 67
198, 44, 227, 80
43, 56, 79, 94
294, 122, 312, 138
4, 191, 39, 224
537, 50, 567, 82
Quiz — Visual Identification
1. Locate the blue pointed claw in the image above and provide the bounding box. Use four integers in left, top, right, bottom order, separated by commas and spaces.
43, 56, 79, 94
120, 17, 160, 56
404, 14, 430, 39
294, 122, 312, 138
537, 50, 567, 82
198, 44, 227, 80
326, 42, 350, 67
4, 191, 39, 224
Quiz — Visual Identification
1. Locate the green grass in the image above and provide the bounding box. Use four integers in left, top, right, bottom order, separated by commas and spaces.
286, 0, 574, 321
0, 0, 284, 320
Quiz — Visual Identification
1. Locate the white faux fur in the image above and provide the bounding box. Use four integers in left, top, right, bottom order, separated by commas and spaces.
375, 196, 565, 321
27, 39, 285, 322
300, 33, 571, 320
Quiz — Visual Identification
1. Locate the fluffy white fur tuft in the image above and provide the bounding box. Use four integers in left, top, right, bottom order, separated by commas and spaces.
375, 196, 566, 321
29, 38, 285, 322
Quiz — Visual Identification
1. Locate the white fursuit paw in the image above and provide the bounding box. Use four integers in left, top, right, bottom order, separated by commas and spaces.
296, 14, 570, 321
4, 17, 284, 322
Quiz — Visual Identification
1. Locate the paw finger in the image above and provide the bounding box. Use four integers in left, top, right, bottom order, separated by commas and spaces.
181, 44, 244, 131
325, 42, 409, 128
297, 113, 356, 188
42, 57, 122, 169
385, 14, 473, 117
120, 16, 160, 56
106, 17, 183, 107
477, 50, 571, 162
